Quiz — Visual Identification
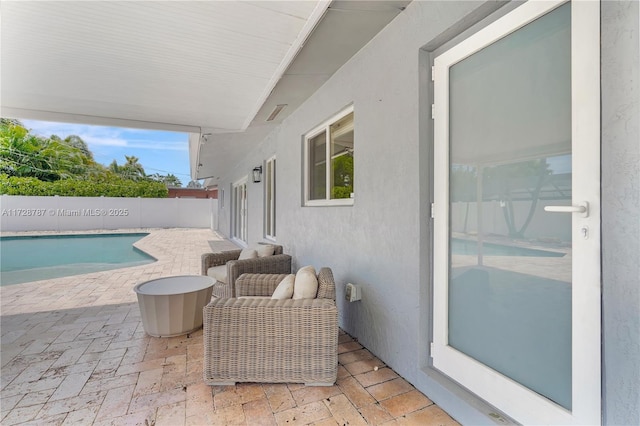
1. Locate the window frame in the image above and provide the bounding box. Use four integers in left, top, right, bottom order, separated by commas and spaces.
303, 105, 355, 207
264, 156, 276, 241
231, 177, 248, 245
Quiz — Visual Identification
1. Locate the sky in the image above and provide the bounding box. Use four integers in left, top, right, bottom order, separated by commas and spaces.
21, 119, 194, 185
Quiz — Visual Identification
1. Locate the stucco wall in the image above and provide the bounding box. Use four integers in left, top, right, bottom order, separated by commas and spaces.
601, 1, 640, 425
216, 128, 279, 246
213, 0, 640, 423
255, 1, 508, 423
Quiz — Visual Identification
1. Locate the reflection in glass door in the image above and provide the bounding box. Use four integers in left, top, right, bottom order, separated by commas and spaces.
432, 1, 601, 424
450, 157, 573, 409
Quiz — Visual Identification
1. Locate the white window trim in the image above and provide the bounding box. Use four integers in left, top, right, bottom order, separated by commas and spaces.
231, 176, 248, 246
303, 105, 355, 207
264, 155, 277, 241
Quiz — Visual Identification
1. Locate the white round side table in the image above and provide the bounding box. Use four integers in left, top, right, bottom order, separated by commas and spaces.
134, 275, 214, 337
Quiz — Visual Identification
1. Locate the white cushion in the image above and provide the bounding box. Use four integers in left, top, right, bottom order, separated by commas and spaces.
293, 266, 318, 300
271, 274, 295, 299
238, 248, 258, 260
254, 244, 275, 257
238, 296, 271, 299
207, 265, 227, 283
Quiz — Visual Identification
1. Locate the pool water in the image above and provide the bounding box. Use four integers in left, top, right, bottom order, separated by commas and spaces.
0, 233, 156, 285
451, 238, 565, 257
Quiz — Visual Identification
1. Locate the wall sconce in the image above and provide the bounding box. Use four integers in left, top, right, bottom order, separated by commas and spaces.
252, 166, 262, 183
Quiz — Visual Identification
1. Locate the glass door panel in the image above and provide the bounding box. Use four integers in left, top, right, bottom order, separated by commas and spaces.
448, 2, 572, 409
233, 180, 248, 243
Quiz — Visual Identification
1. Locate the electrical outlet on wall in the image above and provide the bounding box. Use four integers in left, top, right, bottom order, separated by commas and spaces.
345, 283, 361, 302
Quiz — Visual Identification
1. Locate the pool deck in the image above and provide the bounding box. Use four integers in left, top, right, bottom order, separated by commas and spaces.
0, 228, 458, 425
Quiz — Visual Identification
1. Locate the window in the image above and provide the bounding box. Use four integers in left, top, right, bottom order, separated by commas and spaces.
265, 156, 276, 239
232, 178, 248, 244
304, 106, 354, 206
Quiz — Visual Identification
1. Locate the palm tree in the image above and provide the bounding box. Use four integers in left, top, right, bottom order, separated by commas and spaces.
109, 156, 146, 180
108, 159, 120, 174
163, 174, 182, 188
123, 155, 146, 180
148, 173, 182, 187
0, 122, 58, 181
64, 135, 93, 161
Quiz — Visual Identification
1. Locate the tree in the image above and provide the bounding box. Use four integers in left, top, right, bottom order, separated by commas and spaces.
109, 155, 146, 181
0, 120, 173, 198
0, 123, 59, 181
331, 153, 353, 199
187, 180, 203, 189
108, 159, 120, 173
163, 174, 182, 188
483, 159, 552, 239
149, 173, 182, 188
64, 135, 93, 161
39, 138, 90, 179
123, 155, 146, 180
1, 118, 23, 127
1, 122, 98, 181
0, 173, 168, 198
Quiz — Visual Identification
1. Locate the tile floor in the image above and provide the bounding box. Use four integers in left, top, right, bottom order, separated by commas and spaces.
1, 228, 459, 425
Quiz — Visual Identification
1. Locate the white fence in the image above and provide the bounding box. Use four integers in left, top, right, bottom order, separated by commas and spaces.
0, 195, 218, 232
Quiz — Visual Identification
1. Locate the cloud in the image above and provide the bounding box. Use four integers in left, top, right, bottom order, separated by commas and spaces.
21, 120, 186, 151
81, 135, 128, 147
127, 142, 187, 151
23, 120, 126, 147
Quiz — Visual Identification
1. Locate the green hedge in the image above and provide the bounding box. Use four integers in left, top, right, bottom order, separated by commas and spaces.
0, 174, 168, 198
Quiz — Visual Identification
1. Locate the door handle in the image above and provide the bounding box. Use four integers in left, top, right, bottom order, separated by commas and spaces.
544, 202, 589, 218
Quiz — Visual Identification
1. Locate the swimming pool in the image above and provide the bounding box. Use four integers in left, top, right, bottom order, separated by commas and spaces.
0, 233, 156, 286
451, 238, 565, 257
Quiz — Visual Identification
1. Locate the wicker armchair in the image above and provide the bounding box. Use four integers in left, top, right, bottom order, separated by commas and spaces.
200, 245, 291, 298
203, 267, 338, 386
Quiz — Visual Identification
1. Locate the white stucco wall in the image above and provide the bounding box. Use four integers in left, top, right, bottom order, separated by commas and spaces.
213, 0, 639, 424
0, 196, 217, 231
216, 128, 280, 246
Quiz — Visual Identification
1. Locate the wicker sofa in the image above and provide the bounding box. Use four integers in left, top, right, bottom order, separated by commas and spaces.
200, 244, 291, 298
203, 267, 338, 386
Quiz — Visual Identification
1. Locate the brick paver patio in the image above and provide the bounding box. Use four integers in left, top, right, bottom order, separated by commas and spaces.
1, 228, 458, 425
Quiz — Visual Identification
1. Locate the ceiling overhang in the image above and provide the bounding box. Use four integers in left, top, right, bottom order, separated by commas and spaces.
196, 0, 411, 182
1, 0, 331, 133
1, 1, 411, 182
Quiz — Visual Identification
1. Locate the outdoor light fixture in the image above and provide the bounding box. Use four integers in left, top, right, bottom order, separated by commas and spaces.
252, 166, 262, 183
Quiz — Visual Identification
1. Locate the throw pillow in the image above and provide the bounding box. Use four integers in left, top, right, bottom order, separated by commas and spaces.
238, 248, 258, 260
207, 265, 227, 283
255, 244, 275, 257
271, 274, 295, 299
293, 266, 318, 299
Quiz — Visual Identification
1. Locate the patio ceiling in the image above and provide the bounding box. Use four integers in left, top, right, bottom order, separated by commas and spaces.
0, 0, 410, 181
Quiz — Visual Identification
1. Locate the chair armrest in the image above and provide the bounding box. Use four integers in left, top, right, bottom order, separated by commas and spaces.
227, 254, 292, 290
201, 250, 241, 275
235, 273, 290, 297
